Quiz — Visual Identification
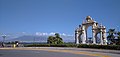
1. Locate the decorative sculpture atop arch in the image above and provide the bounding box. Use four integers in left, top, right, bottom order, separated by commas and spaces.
75, 16, 107, 45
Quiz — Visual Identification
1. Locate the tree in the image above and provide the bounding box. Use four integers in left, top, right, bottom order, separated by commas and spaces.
47, 36, 54, 44
55, 33, 60, 38
55, 33, 63, 44
47, 33, 63, 44
107, 29, 116, 44
116, 32, 120, 45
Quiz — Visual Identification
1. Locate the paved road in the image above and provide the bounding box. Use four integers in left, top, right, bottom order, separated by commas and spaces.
0, 47, 120, 57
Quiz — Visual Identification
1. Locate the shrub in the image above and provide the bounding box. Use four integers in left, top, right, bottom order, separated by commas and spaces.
77, 44, 120, 50
25, 44, 50, 47
25, 44, 120, 50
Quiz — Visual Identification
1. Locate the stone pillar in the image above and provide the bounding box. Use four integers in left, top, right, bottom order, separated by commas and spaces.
82, 25, 86, 44
103, 29, 107, 45
86, 29, 88, 43
100, 29, 103, 45
92, 23, 97, 44
75, 31, 79, 44
92, 30, 96, 44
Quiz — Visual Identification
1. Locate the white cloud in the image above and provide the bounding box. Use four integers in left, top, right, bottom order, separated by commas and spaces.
36, 32, 42, 35
42, 33, 48, 35
49, 32, 55, 35
61, 33, 66, 36
36, 32, 48, 36
35, 32, 73, 36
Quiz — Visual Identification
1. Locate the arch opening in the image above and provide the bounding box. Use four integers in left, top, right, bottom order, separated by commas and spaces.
86, 26, 93, 44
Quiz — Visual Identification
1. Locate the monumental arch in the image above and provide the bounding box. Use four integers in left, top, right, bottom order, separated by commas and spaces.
75, 16, 107, 45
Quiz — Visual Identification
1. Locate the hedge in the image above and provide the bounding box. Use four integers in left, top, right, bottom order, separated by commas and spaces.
25, 44, 77, 47
24, 44, 120, 50
77, 44, 120, 50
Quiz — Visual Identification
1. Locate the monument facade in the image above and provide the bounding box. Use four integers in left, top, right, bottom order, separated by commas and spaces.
75, 16, 107, 45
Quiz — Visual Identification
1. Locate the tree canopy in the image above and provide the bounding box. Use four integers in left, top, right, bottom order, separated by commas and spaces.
107, 29, 120, 45
47, 33, 63, 44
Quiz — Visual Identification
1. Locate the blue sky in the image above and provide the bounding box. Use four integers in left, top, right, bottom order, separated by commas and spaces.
0, 0, 120, 36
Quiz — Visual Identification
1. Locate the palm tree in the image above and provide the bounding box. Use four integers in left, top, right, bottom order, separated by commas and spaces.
1, 35, 6, 47
2, 35, 6, 43
47, 33, 63, 44
55, 33, 63, 44
55, 33, 60, 38
47, 36, 54, 44
107, 29, 116, 44
116, 32, 120, 45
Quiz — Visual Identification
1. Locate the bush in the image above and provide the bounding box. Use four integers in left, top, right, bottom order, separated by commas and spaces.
25, 44, 77, 47
77, 44, 120, 50
25, 44, 120, 50
25, 44, 50, 47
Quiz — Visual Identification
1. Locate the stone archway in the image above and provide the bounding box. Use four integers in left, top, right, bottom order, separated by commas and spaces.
75, 16, 107, 45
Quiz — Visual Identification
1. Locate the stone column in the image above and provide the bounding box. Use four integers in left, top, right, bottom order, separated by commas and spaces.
100, 29, 103, 45
75, 31, 79, 44
82, 25, 86, 44
92, 23, 97, 44
103, 29, 107, 45
92, 30, 96, 44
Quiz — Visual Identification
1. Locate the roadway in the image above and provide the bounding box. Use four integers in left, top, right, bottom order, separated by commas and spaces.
0, 47, 120, 57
